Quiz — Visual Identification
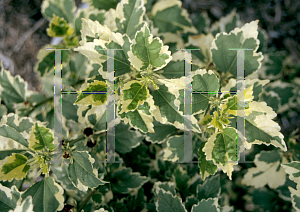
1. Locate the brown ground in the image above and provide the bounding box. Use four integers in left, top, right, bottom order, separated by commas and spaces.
0, 0, 299, 91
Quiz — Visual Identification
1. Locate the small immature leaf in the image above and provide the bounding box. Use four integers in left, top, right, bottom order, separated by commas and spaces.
211, 20, 263, 77
46, 14, 73, 37
154, 187, 187, 212
74, 80, 107, 106
241, 150, 287, 189
21, 176, 64, 212
115, 0, 146, 39
68, 151, 107, 191
198, 142, 218, 181
191, 198, 220, 212
0, 153, 30, 182
111, 167, 149, 193
150, 0, 197, 34
128, 23, 172, 71
0, 184, 21, 212
119, 80, 150, 113
28, 123, 55, 151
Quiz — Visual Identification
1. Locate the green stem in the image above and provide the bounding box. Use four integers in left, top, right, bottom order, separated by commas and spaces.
25, 96, 53, 117
68, 135, 86, 146
77, 186, 99, 212
18, 178, 25, 191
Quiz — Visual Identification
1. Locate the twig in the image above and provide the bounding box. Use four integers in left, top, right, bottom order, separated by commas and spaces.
8, 18, 47, 56
77, 186, 99, 212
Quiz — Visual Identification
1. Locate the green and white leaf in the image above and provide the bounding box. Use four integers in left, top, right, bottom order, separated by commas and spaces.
243, 102, 287, 151
83, 0, 120, 11
0, 153, 30, 182
211, 20, 263, 77
163, 134, 196, 162
119, 80, 150, 113
191, 198, 220, 212
128, 24, 172, 71
0, 184, 21, 212
21, 177, 64, 212
118, 94, 156, 133
203, 127, 243, 180
28, 123, 55, 151
111, 167, 149, 193
13, 196, 34, 212
288, 186, 300, 212
153, 181, 176, 196
115, 0, 146, 39
259, 52, 285, 80
150, 0, 197, 34
74, 80, 107, 106
282, 161, 300, 190
241, 150, 287, 189
68, 151, 108, 191
0, 65, 27, 105
151, 84, 201, 133
52, 164, 78, 192
41, 0, 76, 23
154, 187, 187, 212
198, 142, 218, 181
173, 166, 190, 191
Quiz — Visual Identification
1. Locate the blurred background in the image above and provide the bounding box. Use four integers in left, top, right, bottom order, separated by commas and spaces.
0, 0, 299, 90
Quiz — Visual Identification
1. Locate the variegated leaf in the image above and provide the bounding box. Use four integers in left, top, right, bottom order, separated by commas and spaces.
0, 153, 30, 182
128, 23, 172, 71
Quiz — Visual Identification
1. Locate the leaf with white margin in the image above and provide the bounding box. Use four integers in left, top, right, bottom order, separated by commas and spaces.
211, 20, 263, 77
258, 52, 286, 80
243, 103, 287, 151
203, 127, 243, 180
94, 35, 133, 78
12, 196, 34, 212
0, 65, 27, 104
74, 80, 107, 106
159, 33, 185, 54
41, 0, 76, 23
289, 187, 300, 212
153, 181, 176, 196
118, 94, 155, 133
51, 163, 78, 192
68, 151, 108, 191
94, 209, 109, 212
0, 153, 30, 182
78, 18, 112, 45
143, 118, 176, 143
85, 105, 107, 134
0, 184, 21, 212
115, 122, 144, 153
0, 114, 36, 159
185, 33, 214, 65
160, 51, 199, 79
241, 150, 287, 189
163, 134, 196, 162
115, 0, 146, 39
209, 9, 241, 36
173, 166, 190, 191
151, 84, 201, 133
198, 142, 218, 181
128, 23, 172, 71
28, 123, 55, 151
281, 161, 300, 190
111, 167, 149, 193
119, 80, 150, 113
191, 198, 220, 212
150, 0, 197, 34
21, 176, 64, 212
154, 187, 187, 212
